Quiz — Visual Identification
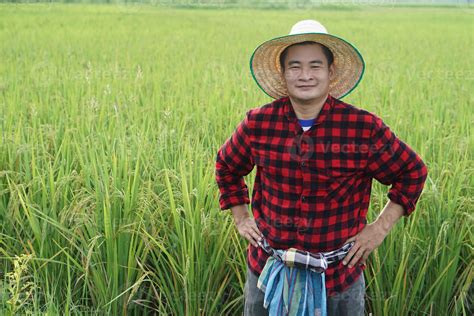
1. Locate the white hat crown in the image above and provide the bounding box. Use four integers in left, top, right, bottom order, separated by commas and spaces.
289, 20, 328, 35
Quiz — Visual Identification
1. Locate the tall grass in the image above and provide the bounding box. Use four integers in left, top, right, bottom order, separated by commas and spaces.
0, 3, 472, 315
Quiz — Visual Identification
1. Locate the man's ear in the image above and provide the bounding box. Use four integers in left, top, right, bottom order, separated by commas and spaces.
329, 63, 335, 80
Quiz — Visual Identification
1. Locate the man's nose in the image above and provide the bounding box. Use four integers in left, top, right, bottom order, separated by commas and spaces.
299, 67, 313, 80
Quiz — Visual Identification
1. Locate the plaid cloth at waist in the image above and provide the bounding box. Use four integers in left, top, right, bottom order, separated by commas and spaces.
255, 239, 356, 316
257, 238, 355, 273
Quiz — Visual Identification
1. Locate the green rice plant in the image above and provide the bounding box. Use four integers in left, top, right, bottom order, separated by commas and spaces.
4, 254, 37, 315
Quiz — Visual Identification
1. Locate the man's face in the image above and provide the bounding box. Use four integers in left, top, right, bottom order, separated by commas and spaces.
282, 43, 334, 103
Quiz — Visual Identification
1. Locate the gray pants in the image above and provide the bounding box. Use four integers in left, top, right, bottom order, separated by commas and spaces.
243, 265, 365, 316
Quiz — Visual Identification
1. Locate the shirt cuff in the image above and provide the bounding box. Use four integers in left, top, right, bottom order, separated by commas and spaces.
387, 190, 415, 217
219, 190, 250, 210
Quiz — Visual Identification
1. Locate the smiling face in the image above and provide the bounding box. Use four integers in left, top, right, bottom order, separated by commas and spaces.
281, 43, 335, 104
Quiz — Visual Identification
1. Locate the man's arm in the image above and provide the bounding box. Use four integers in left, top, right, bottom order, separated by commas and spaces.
215, 111, 255, 210
231, 204, 251, 224
366, 114, 428, 217
343, 114, 428, 268
215, 111, 264, 246
374, 200, 405, 234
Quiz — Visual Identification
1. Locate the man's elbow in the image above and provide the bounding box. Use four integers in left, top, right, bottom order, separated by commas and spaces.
417, 157, 428, 187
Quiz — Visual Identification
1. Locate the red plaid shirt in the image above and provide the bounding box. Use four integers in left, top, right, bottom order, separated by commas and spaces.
215, 94, 427, 296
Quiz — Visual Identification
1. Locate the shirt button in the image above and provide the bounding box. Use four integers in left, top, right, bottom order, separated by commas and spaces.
301, 196, 306, 202
301, 161, 305, 167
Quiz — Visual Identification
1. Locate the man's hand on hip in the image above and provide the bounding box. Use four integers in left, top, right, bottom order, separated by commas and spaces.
235, 217, 264, 247
341, 201, 405, 268
342, 222, 388, 268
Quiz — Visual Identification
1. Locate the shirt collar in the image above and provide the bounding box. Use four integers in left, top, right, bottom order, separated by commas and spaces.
283, 94, 335, 126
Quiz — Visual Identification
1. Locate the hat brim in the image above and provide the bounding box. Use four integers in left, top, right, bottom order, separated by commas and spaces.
249, 33, 365, 99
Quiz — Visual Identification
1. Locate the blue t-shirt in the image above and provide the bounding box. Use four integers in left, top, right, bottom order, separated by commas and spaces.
298, 118, 315, 131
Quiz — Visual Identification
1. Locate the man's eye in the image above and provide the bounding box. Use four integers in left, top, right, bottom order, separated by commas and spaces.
311, 66, 321, 69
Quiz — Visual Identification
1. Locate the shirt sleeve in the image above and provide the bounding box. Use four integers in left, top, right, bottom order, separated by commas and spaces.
366, 115, 428, 217
215, 110, 255, 210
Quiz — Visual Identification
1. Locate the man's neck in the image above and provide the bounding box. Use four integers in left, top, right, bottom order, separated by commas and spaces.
289, 94, 328, 120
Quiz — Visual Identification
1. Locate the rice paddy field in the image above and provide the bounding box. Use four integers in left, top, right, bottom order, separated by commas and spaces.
0, 2, 473, 315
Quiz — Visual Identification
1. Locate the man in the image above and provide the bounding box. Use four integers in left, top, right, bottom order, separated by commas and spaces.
215, 20, 427, 315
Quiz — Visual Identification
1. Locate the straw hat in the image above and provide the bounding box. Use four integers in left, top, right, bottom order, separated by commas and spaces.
249, 20, 365, 99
